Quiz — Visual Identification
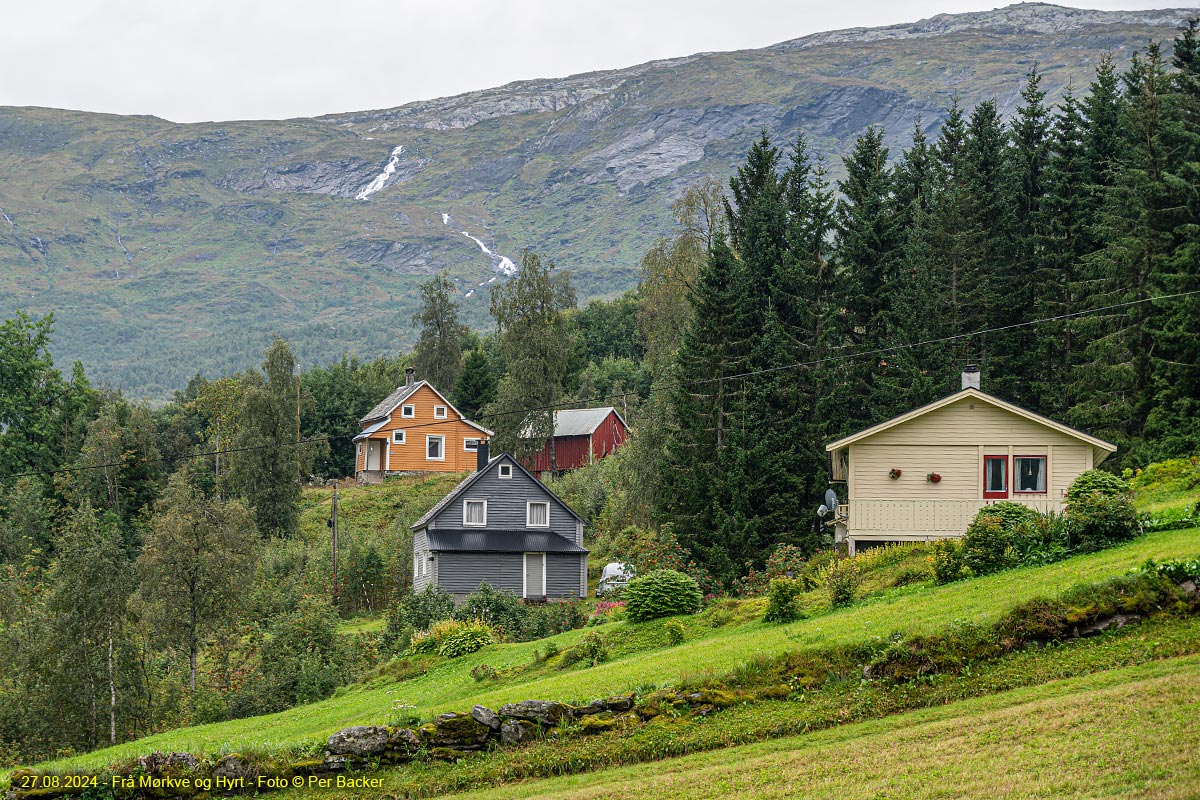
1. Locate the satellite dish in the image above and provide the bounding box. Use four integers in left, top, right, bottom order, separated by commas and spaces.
824, 488, 839, 511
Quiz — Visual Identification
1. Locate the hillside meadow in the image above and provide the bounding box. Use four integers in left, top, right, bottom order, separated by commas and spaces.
37, 524, 1199, 773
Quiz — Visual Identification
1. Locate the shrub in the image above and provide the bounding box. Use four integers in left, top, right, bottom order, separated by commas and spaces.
437, 619, 493, 658
571, 630, 609, 666
980, 501, 1039, 531
408, 618, 493, 658
927, 539, 967, 584
763, 578, 805, 622
1010, 513, 1071, 566
663, 619, 686, 645
1067, 492, 1141, 552
454, 583, 529, 640
634, 527, 722, 596
961, 513, 1012, 576
824, 558, 861, 607
1066, 469, 1129, 502
624, 569, 703, 622
399, 585, 455, 632
734, 544, 808, 596
470, 663, 498, 682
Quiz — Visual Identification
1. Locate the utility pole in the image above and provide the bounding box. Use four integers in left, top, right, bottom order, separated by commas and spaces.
329, 480, 340, 605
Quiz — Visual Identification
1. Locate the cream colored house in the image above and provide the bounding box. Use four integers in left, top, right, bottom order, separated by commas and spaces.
826, 369, 1116, 555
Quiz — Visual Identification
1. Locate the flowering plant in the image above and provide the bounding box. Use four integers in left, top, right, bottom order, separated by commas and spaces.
889, 468, 902, 480
927, 472, 942, 483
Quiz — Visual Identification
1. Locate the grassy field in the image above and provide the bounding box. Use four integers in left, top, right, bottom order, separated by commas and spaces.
39, 525, 1199, 772
436, 655, 1200, 800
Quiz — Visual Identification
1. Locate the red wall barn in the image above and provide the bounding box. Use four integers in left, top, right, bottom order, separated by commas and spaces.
527, 407, 629, 476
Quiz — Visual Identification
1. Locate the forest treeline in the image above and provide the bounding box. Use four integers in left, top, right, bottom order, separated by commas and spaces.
0, 25, 1197, 764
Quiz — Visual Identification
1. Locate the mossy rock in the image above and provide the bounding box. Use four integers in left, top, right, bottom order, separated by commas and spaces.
428, 747, 467, 761
603, 693, 636, 712
685, 689, 741, 708
578, 713, 618, 734
429, 712, 490, 748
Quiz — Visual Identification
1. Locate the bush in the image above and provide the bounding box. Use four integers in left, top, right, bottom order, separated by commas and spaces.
961, 513, 1012, 576
824, 558, 861, 607
470, 663, 498, 682
408, 618, 493, 658
454, 583, 529, 640
399, 585, 455, 632
734, 544, 808, 596
763, 578, 805, 622
980, 501, 1039, 531
927, 539, 967, 584
1010, 513, 1071, 566
1068, 492, 1141, 552
663, 619, 686, 645
437, 619, 494, 658
1066, 469, 1129, 502
624, 569, 703, 622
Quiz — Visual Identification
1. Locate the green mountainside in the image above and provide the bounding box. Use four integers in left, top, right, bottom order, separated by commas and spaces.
1, 3, 1196, 398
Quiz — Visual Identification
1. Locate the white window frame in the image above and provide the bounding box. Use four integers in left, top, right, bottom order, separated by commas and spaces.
434, 405, 447, 419
393, 429, 406, 444
463, 499, 487, 527
498, 463, 513, 479
527, 500, 550, 528
401, 404, 415, 418
425, 434, 445, 461
464, 438, 480, 452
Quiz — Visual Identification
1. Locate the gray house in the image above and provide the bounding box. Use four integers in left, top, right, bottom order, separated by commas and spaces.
411, 443, 588, 601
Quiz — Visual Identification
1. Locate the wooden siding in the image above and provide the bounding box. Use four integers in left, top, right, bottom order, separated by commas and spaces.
413, 530, 430, 592
436, 553, 524, 595
546, 554, 582, 598
849, 497, 1066, 537
861, 396, 1085, 448
356, 383, 486, 474
528, 410, 629, 474
428, 459, 578, 539
852, 445, 980, 499
1052, 444, 1088, 499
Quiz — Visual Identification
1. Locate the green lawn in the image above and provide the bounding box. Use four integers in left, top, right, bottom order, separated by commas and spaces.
40, 526, 1199, 772
442, 655, 1200, 800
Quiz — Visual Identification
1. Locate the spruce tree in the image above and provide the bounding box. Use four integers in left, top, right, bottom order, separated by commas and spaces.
452, 347, 496, 420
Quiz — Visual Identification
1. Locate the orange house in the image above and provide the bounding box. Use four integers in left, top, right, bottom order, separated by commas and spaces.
354, 368, 492, 480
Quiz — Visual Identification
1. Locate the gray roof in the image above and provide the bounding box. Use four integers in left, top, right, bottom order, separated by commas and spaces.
520, 407, 627, 438
426, 529, 588, 554
360, 381, 423, 424
411, 453, 585, 530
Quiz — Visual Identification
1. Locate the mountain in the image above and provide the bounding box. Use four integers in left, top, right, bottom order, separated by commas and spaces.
1, 3, 1196, 399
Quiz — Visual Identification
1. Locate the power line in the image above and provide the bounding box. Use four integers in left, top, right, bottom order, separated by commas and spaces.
2, 288, 1197, 483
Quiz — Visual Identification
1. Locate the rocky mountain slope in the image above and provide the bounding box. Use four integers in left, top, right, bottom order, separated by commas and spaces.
1, 3, 1195, 398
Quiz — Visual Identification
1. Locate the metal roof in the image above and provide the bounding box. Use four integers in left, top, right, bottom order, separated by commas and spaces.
352, 418, 387, 442
519, 407, 627, 438
360, 381, 422, 424
426, 529, 588, 554
411, 453, 585, 530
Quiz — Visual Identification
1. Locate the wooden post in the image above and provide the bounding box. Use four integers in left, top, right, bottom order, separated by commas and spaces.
331, 480, 340, 606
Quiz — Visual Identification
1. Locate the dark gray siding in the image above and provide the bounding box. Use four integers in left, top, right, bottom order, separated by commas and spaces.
546, 554, 583, 598
430, 458, 577, 540
435, 552, 523, 595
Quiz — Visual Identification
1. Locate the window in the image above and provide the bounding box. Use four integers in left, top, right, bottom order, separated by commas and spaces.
464, 499, 487, 526
434, 405, 447, 419
464, 438, 479, 452
401, 404, 415, 418
1015, 456, 1047, 493
984, 456, 1008, 499
527, 501, 550, 528
498, 463, 513, 479
393, 429, 406, 444
426, 435, 445, 461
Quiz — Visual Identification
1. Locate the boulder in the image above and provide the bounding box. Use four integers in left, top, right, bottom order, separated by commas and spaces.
500, 719, 539, 745
427, 712, 491, 749
572, 699, 607, 716
386, 727, 422, 760
322, 755, 350, 772
136, 751, 200, 775
1076, 613, 1141, 638
326, 725, 391, 757
1181, 580, 1197, 597
498, 699, 573, 726
213, 754, 252, 782
604, 693, 636, 712
471, 704, 502, 731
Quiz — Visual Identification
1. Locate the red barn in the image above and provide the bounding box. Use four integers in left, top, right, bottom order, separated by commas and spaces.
527, 407, 630, 477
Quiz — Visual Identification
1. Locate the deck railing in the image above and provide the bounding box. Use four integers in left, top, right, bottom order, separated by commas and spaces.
847, 497, 1066, 536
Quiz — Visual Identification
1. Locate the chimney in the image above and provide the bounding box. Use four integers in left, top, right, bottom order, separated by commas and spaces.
962, 364, 981, 391
405, 366, 415, 388
476, 439, 490, 472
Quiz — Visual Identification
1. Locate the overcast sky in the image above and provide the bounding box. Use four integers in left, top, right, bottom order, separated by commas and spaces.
0, 1, 1185, 122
